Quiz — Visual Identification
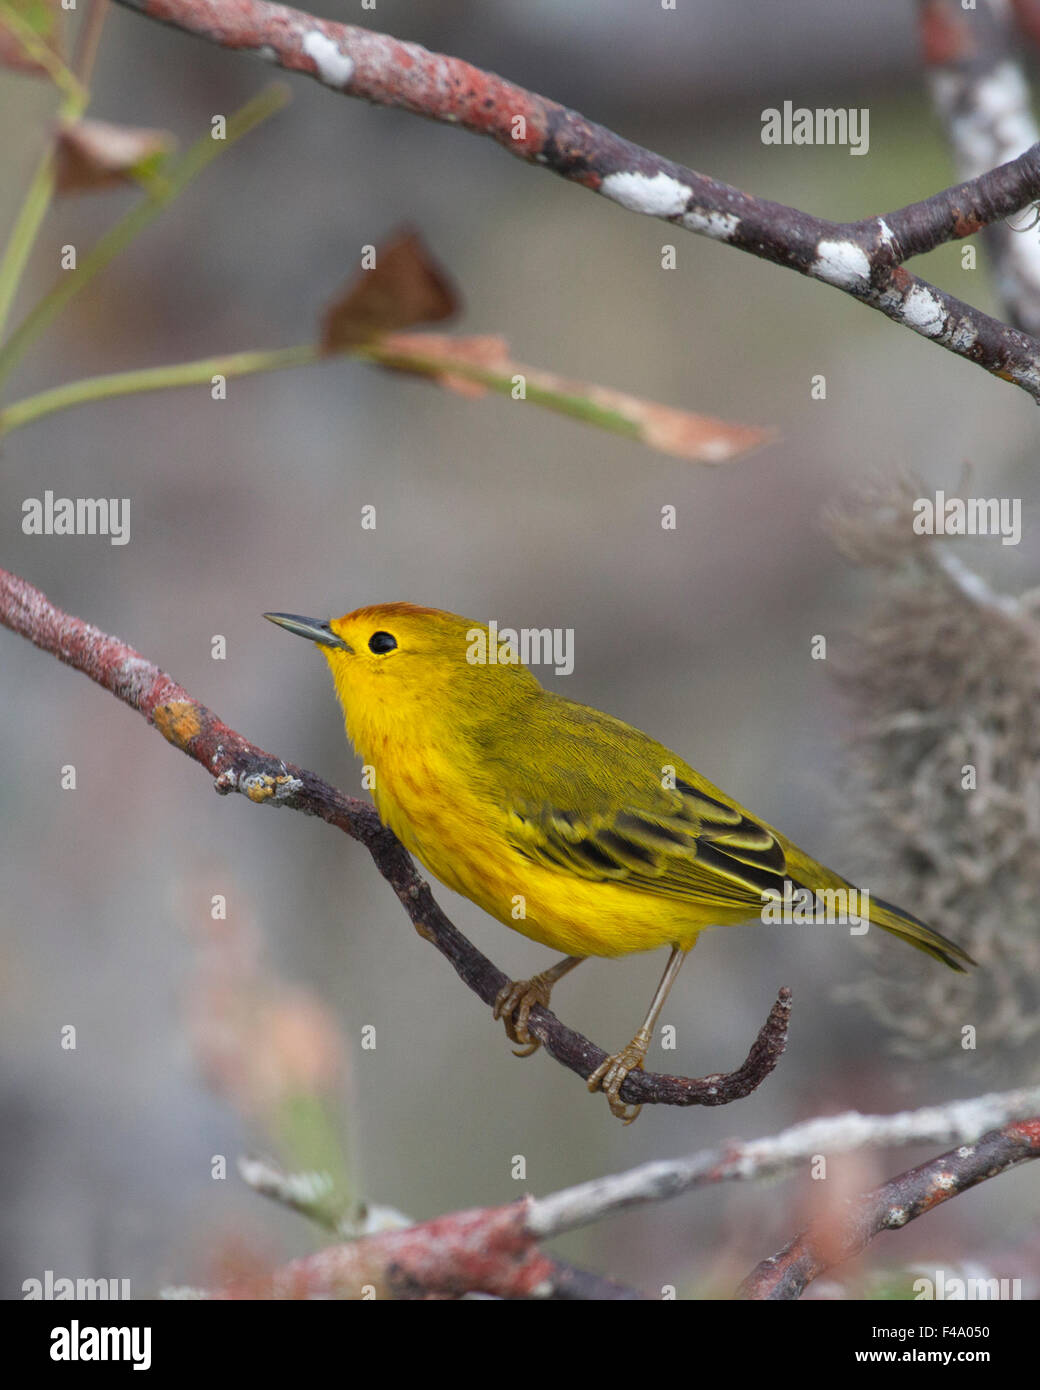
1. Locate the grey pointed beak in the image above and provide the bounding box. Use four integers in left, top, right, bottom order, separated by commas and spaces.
263, 612, 352, 651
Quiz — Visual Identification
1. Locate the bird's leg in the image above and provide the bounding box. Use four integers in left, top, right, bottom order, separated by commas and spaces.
588, 945, 686, 1124
494, 954, 584, 1057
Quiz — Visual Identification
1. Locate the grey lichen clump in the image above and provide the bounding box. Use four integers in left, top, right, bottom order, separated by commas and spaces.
829, 476, 1040, 1073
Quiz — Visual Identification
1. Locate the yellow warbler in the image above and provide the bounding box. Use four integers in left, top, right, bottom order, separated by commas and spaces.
265, 603, 974, 1122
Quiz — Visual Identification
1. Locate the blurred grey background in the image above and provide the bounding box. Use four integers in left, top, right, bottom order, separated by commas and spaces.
2, 0, 1038, 1298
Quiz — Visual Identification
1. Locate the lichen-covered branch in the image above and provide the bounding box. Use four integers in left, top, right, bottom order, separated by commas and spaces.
738, 1116, 1040, 1299
237, 1155, 411, 1239
920, 0, 1040, 335
221, 1091, 1040, 1298
0, 564, 790, 1115
235, 1157, 646, 1300
109, 0, 1040, 398
524, 1084, 1040, 1239
215, 1198, 648, 1300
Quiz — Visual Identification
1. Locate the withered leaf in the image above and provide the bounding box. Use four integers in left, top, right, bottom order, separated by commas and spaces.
321, 229, 458, 352
54, 118, 174, 194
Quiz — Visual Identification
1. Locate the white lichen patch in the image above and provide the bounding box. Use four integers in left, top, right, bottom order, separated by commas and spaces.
681, 207, 740, 240
119, 654, 155, 681
1021, 365, 1040, 398
811, 239, 871, 290
302, 30, 355, 89
118, 655, 159, 704
360, 1203, 414, 1234
252, 45, 278, 63
949, 320, 979, 352
964, 62, 1036, 170
277, 1169, 335, 1203
600, 170, 692, 218
901, 283, 947, 337
876, 217, 896, 250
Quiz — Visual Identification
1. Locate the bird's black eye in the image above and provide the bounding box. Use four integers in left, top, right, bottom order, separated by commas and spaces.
368, 631, 397, 654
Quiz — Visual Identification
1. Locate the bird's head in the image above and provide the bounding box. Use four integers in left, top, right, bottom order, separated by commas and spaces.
264, 602, 540, 755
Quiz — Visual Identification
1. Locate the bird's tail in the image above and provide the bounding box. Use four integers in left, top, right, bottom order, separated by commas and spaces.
863, 890, 975, 972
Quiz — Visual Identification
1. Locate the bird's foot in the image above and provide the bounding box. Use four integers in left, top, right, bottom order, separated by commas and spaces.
493, 971, 558, 1057
587, 1027, 651, 1124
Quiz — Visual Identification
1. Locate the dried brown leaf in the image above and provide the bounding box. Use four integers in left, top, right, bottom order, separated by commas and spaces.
321, 229, 458, 352
54, 117, 174, 194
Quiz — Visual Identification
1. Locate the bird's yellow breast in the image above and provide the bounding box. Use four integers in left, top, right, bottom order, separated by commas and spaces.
368, 738, 737, 958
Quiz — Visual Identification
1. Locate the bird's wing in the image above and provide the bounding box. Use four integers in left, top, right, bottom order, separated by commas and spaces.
506, 776, 790, 908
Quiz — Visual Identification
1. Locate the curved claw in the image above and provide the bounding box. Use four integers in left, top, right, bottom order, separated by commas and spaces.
587, 1034, 650, 1124
493, 975, 553, 1055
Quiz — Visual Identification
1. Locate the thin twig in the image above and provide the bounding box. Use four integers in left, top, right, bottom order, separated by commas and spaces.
738, 1117, 1040, 1299
0, 0, 89, 105
73, 0, 110, 85
109, 0, 1040, 399
223, 1093, 1040, 1298
525, 1085, 1040, 1238
0, 84, 290, 387
927, 545, 1024, 619
0, 565, 790, 1115
237, 1155, 410, 1238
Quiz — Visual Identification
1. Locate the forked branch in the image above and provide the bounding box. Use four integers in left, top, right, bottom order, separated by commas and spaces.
216, 1093, 1040, 1298
110, 0, 1040, 399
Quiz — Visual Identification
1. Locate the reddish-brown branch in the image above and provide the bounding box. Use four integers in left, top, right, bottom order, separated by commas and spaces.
223, 1102, 1040, 1298
108, 0, 1040, 398
0, 565, 790, 1114
237, 1156, 648, 1300
737, 1118, 1040, 1300
216, 1199, 648, 1300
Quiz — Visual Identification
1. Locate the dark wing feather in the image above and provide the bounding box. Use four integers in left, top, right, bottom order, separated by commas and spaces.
506, 776, 790, 909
